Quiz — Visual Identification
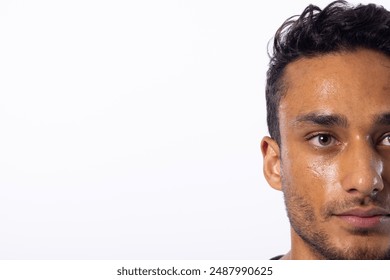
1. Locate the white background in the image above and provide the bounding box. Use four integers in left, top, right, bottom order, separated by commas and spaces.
0, 0, 387, 259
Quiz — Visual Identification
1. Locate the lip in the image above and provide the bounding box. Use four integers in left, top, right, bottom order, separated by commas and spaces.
334, 208, 390, 229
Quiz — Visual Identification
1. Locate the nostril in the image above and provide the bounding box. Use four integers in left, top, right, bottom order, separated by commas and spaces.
371, 189, 379, 197
346, 187, 380, 198
347, 188, 359, 194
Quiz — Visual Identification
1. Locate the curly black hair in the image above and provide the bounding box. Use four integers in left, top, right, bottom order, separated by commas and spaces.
266, 0, 390, 145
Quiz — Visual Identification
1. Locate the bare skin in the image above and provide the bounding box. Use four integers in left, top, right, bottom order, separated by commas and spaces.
261, 49, 390, 260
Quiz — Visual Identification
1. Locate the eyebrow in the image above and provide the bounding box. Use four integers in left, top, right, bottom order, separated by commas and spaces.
292, 112, 349, 128
292, 112, 390, 128
374, 113, 390, 126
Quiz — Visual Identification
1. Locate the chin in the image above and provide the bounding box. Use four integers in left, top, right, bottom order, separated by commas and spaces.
294, 224, 390, 259
329, 247, 390, 260
312, 234, 390, 260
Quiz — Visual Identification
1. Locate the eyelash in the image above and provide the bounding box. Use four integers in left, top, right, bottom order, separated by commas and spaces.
305, 132, 338, 148
305, 133, 390, 147
378, 134, 390, 146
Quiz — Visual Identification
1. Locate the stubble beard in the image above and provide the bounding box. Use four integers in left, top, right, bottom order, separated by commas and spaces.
281, 179, 390, 260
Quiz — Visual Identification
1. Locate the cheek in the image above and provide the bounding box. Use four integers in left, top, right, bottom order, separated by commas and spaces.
307, 158, 341, 192
281, 149, 341, 197
382, 161, 390, 200
383, 156, 390, 182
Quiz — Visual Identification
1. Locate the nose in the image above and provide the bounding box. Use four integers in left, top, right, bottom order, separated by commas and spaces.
340, 139, 384, 197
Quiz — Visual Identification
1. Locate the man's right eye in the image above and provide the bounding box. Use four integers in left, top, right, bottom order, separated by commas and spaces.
308, 133, 338, 147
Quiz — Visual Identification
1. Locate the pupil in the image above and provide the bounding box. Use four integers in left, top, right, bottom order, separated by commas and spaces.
319, 135, 330, 145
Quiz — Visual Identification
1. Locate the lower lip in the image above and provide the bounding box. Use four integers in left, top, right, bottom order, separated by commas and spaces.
336, 215, 386, 228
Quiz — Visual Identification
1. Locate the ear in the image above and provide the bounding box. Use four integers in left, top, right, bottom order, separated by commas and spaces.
261, 136, 282, 191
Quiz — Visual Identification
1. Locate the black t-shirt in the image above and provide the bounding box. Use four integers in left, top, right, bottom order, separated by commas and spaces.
270, 255, 283, 260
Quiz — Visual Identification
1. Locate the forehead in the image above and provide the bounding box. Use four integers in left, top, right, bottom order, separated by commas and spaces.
279, 49, 390, 125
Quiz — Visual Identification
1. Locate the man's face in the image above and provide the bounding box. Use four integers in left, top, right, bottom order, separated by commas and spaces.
278, 49, 390, 259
